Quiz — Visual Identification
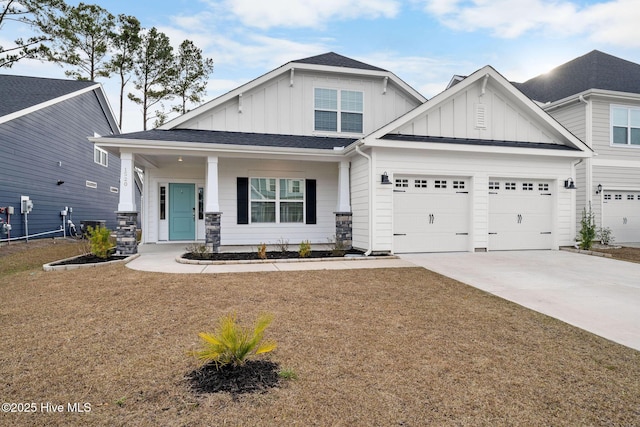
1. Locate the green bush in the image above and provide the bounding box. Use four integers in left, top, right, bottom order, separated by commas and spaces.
191, 313, 277, 368
298, 240, 311, 258
86, 226, 113, 259
578, 205, 596, 250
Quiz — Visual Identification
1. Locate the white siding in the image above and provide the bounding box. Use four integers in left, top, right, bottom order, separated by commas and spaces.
396, 81, 564, 145
371, 147, 576, 252
590, 98, 640, 160
176, 69, 420, 137
548, 102, 586, 142
349, 154, 370, 251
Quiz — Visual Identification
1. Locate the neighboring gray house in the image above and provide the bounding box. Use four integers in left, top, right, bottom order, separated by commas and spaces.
0, 75, 122, 241
516, 51, 640, 243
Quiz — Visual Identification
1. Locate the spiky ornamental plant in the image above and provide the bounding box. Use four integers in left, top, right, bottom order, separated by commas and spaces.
192, 313, 277, 368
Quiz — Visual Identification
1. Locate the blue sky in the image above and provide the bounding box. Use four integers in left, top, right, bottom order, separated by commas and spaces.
3, 0, 640, 132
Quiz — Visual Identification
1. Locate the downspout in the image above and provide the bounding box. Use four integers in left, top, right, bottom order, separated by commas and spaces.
355, 142, 373, 256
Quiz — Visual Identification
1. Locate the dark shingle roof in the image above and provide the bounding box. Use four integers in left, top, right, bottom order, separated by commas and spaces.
381, 134, 579, 151
105, 129, 357, 150
0, 74, 97, 117
514, 50, 640, 103
292, 52, 387, 72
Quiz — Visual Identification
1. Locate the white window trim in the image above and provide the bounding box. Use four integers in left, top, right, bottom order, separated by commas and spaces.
249, 177, 306, 224
94, 146, 109, 167
610, 104, 640, 148
313, 87, 364, 135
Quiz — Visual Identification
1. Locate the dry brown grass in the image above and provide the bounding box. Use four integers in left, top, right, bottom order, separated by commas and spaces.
1, 241, 639, 426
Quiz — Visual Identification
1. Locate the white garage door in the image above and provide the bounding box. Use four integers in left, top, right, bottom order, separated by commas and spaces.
393, 176, 470, 253
488, 179, 553, 250
603, 191, 640, 243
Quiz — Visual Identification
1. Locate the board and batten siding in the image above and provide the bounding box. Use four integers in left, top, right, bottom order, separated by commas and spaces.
370, 147, 576, 252
0, 90, 120, 238
176, 69, 420, 137
396, 81, 564, 145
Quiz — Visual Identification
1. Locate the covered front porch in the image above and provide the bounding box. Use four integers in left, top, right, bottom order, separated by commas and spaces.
113, 148, 353, 255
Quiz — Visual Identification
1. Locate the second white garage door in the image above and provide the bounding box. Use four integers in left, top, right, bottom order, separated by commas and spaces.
393, 176, 470, 253
488, 179, 554, 250
603, 191, 640, 243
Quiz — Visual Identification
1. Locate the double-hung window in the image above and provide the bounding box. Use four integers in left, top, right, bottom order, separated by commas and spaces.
94, 146, 108, 166
314, 88, 363, 133
612, 106, 640, 146
250, 178, 304, 223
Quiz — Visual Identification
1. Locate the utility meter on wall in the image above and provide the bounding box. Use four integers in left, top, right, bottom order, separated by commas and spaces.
21, 196, 33, 214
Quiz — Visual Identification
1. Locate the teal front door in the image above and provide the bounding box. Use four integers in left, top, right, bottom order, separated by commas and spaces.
169, 183, 195, 240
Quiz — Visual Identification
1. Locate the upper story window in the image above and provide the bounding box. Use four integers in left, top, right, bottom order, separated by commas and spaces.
314, 88, 363, 134
612, 106, 640, 146
94, 146, 108, 167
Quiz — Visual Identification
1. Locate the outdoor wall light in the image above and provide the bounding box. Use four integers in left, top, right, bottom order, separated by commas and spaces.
596, 183, 602, 194
381, 172, 391, 184
57, 180, 65, 186
564, 178, 576, 189
178, 156, 183, 162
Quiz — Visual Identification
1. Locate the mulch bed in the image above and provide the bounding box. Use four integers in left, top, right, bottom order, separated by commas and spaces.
183, 249, 366, 261
49, 253, 128, 265
187, 360, 280, 395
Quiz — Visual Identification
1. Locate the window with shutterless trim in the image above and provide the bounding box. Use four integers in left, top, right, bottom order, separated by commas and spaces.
314, 88, 363, 133
611, 105, 640, 146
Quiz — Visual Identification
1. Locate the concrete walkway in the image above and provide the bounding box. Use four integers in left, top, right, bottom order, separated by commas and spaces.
401, 250, 640, 352
125, 243, 415, 273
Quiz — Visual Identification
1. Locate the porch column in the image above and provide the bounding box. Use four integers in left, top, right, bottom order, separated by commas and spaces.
116, 151, 138, 255
335, 160, 352, 249
205, 155, 221, 253
118, 151, 136, 212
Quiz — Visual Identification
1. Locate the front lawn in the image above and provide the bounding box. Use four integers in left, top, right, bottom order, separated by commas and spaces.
1, 241, 639, 426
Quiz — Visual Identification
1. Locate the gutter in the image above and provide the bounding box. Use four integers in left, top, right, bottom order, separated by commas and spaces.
355, 141, 373, 256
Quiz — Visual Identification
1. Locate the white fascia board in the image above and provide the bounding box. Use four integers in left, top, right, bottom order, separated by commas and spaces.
364, 65, 591, 154
0, 83, 101, 125
365, 138, 592, 158
544, 89, 640, 112
160, 61, 426, 130
90, 137, 347, 159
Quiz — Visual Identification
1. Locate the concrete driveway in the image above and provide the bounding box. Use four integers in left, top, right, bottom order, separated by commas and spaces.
400, 250, 640, 352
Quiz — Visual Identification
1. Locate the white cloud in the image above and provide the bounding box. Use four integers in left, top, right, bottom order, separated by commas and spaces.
215, 0, 400, 29
419, 0, 640, 46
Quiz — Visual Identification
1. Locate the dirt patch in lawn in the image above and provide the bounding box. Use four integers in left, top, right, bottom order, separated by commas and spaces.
1, 241, 639, 426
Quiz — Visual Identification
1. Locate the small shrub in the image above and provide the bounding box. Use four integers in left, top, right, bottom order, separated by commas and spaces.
598, 227, 615, 246
257, 242, 267, 259
578, 205, 596, 250
328, 235, 347, 257
276, 238, 289, 254
86, 226, 112, 259
186, 243, 208, 258
278, 367, 298, 380
299, 240, 311, 258
190, 313, 277, 368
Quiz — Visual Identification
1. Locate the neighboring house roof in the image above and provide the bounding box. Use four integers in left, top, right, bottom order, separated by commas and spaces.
100, 129, 357, 150
159, 51, 426, 130
0, 74, 120, 133
0, 75, 96, 117
514, 50, 640, 103
292, 52, 387, 72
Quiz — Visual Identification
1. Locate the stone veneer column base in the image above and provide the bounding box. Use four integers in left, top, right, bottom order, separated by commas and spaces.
205, 212, 222, 253
335, 212, 353, 250
115, 211, 138, 255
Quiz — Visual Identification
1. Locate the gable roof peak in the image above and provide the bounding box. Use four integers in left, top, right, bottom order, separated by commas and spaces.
291, 52, 387, 72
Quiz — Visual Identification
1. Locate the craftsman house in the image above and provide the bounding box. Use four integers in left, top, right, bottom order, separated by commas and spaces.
93, 52, 591, 255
